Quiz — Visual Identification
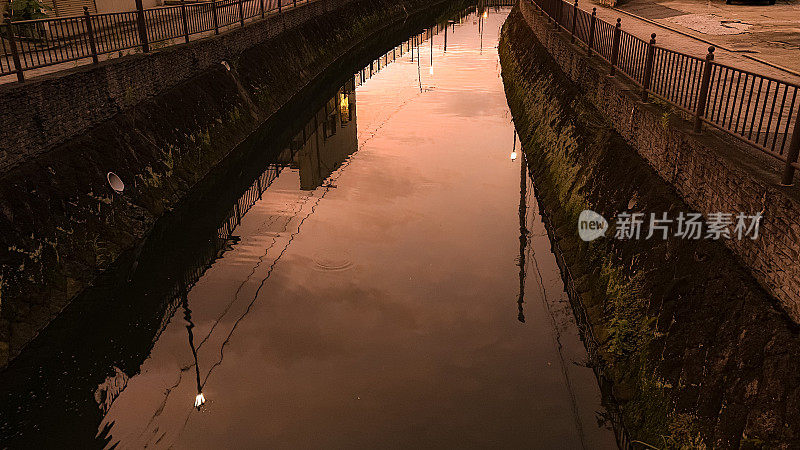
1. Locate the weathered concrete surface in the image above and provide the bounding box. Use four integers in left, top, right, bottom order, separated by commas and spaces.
501, 5, 800, 447
0, 0, 455, 366
519, 0, 800, 325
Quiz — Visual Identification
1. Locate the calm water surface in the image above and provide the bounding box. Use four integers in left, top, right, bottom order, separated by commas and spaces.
1, 7, 617, 448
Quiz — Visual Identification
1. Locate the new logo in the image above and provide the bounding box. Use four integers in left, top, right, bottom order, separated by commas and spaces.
578, 209, 609, 242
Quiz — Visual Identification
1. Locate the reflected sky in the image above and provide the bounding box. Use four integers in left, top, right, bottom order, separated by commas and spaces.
1, 6, 616, 448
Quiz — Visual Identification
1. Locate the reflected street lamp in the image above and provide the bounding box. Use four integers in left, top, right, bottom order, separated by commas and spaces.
182, 291, 206, 411
510, 128, 518, 160
195, 392, 206, 409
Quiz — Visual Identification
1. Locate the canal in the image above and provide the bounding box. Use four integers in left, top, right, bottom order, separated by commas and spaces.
0, 6, 618, 448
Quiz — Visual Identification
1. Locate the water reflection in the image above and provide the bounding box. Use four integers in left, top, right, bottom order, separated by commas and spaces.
0, 15, 464, 445
0, 56, 382, 448
1, 5, 617, 448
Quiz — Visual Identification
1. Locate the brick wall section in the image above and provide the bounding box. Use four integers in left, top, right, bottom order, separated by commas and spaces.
0, 0, 347, 173
517, 0, 800, 321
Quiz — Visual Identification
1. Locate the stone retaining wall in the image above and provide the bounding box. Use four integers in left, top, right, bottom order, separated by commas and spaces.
501, 6, 800, 447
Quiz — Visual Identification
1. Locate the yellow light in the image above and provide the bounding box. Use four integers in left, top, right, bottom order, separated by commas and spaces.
483, 10, 488, 18
510, 151, 517, 161
429, 66, 434, 75
194, 392, 206, 409
339, 93, 349, 119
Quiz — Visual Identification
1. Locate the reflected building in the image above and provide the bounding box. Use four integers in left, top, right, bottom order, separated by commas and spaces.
294, 79, 359, 191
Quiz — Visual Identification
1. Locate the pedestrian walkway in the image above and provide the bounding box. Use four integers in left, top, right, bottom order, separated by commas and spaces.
583, 0, 800, 85
0, 0, 297, 85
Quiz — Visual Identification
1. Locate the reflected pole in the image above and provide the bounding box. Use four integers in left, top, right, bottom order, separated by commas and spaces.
480, 9, 485, 53
517, 130, 527, 323
182, 292, 205, 409
417, 36, 422, 92
430, 27, 434, 75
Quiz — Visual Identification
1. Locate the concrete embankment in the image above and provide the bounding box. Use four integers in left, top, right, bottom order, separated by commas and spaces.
501, 5, 800, 447
0, 0, 460, 366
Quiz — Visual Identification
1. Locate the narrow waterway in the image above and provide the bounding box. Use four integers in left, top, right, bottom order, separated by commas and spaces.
1, 6, 617, 448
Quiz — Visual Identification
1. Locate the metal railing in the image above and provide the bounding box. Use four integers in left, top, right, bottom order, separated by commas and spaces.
0, 0, 308, 82
533, 0, 800, 184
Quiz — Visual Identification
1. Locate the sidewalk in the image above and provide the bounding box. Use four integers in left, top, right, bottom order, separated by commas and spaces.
580, 0, 800, 85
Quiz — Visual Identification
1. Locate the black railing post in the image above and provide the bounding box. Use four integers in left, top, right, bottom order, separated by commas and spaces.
610, 18, 621, 76
279, 0, 282, 13
641, 33, 656, 101
293, 0, 296, 7
180, 0, 189, 43
238, 0, 244, 26
570, 0, 577, 43
693, 46, 715, 133
780, 107, 800, 185
135, 0, 150, 53
83, 7, 99, 64
3, 15, 24, 82
212, 0, 219, 34
260, 0, 265, 18
553, 0, 560, 29
587, 8, 596, 56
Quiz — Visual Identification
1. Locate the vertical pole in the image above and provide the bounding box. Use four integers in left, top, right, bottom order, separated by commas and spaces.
570, 0, 577, 43
610, 18, 621, 76
238, 0, 244, 26
693, 46, 715, 133
135, 0, 149, 53
260, 0, 265, 18
279, 0, 282, 13
212, 0, 219, 34
781, 111, 800, 185
180, 0, 189, 43
641, 33, 656, 101
293, 0, 296, 7
444, 23, 448, 52
587, 8, 596, 56
83, 7, 99, 64
3, 15, 24, 82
